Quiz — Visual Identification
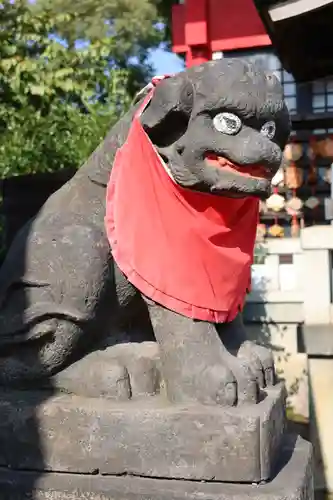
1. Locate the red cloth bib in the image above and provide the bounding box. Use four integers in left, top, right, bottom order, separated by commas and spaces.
105, 83, 259, 323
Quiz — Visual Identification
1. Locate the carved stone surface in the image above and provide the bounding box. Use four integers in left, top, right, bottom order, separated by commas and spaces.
0, 435, 313, 500
0, 383, 285, 483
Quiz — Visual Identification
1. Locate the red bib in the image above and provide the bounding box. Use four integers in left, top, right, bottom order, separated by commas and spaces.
105, 84, 259, 323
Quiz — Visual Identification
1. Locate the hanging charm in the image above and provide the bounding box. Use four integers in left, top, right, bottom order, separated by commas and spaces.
317, 136, 333, 158
268, 223, 284, 238
286, 196, 303, 216
305, 137, 319, 224
304, 196, 320, 210
266, 192, 285, 212
284, 142, 303, 162
285, 162, 303, 189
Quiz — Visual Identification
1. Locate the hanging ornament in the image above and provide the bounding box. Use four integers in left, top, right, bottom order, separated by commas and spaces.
304, 196, 320, 210
285, 162, 303, 189
285, 196, 303, 216
284, 139, 303, 238
268, 223, 284, 238
266, 186, 285, 238
284, 142, 303, 162
317, 137, 333, 158
305, 137, 319, 225
266, 192, 285, 212
284, 139, 304, 192
324, 136, 333, 157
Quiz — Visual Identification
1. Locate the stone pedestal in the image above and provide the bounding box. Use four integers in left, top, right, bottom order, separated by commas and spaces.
0, 435, 313, 500
0, 380, 313, 499
0, 384, 284, 483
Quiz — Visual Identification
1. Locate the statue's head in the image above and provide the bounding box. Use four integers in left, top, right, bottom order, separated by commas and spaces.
140, 59, 291, 199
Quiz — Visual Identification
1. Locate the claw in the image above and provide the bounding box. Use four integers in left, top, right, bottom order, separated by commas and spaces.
233, 359, 259, 404
238, 341, 276, 388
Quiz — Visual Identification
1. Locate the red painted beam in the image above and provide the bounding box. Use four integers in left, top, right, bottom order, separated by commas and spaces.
208, 0, 271, 51
171, 0, 271, 64
172, 1, 211, 61
184, 0, 208, 46
208, 0, 271, 52
185, 0, 211, 66
171, 4, 187, 53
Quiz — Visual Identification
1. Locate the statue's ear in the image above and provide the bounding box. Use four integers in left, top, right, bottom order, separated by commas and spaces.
140, 74, 194, 147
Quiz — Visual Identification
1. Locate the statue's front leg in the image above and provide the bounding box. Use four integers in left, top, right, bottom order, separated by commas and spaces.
216, 314, 276, 389
145, 298, 258, 406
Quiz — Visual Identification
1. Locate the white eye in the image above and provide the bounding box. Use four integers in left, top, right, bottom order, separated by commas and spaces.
261, 121, 276, 140
213, 112, 242, 135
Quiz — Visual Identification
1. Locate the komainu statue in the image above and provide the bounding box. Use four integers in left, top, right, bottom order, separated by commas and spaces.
0, 59, 313, 500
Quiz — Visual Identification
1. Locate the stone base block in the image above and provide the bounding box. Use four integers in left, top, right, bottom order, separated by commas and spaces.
0, 435, 313, 500
0, 384, 285, 483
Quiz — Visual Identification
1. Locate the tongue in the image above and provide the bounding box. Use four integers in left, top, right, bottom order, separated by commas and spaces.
205, 154, 268, 179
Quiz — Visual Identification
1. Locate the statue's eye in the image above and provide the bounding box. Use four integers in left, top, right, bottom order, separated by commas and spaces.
213, 112, 242, 135
261, 121, 276, 140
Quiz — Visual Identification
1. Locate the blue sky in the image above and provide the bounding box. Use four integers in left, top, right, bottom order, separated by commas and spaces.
149, 47, 184, 75
54, 36, 185, 78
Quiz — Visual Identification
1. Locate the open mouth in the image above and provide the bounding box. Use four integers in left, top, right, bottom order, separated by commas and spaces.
205, 154, 271, 180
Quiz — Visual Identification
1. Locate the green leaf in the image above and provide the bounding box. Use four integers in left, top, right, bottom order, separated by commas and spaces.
54, 68, 74, 79
29, 84, 46, 95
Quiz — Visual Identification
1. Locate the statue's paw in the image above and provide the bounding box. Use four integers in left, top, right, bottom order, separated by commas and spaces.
222, 354, 259, 405
200, 365, 237, 406
197, 359, 258, 407
237, 341, 276, 388
52, 357, 132, 400
104, 342, 161, 399
52, 342, 161, 400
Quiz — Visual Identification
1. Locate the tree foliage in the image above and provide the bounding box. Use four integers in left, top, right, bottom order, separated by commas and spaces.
32, 0, 169, 94
0, 0, 169, 177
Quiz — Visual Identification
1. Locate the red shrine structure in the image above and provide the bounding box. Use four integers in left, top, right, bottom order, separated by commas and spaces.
171, 0, 333, 82
171, 0, 270, 68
